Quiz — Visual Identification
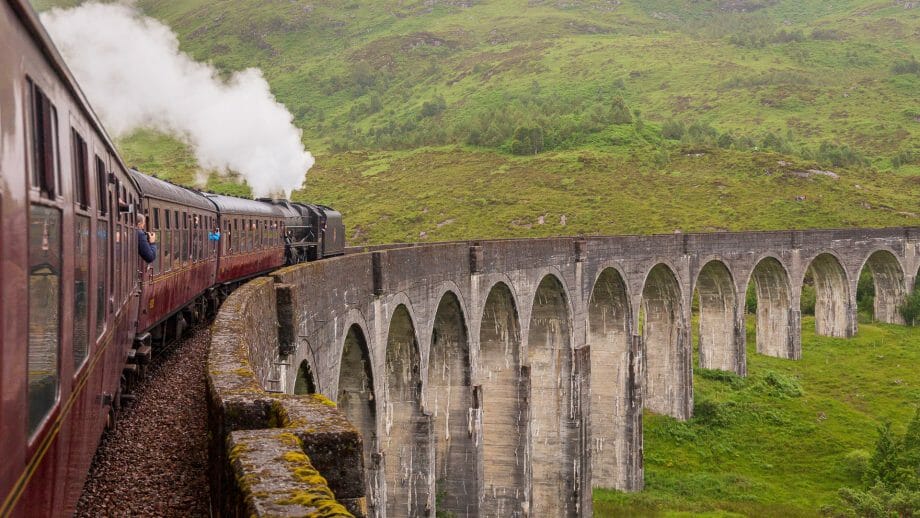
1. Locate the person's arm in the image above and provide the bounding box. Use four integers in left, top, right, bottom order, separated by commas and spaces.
138, 230, 157, 263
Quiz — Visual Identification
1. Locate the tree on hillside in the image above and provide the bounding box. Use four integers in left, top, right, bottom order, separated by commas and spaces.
900, 288, 920, 326
824, 409, 920, 517
511, 126, 544, 155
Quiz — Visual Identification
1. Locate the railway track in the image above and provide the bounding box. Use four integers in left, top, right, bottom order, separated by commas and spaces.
75, 326, 212, 517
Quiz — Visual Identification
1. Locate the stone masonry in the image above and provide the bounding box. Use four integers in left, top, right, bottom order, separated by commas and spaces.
214, 227, 919, 518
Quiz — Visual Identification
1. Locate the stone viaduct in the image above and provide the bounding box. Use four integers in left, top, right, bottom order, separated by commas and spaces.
217, 227, 919, 517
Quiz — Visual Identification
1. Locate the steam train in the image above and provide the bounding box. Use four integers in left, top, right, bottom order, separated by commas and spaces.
0, 1, 343, 515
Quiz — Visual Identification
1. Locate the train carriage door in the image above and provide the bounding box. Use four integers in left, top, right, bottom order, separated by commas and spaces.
25, 78, 64, 439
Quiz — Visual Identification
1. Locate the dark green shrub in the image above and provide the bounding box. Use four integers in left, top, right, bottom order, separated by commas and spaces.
843, 449, 871, 481
899, 288, 920, 326
761, 371, 803, 399
891, 58, 920, 75
661, 120, 685, 140
510, 126, 544, 155
746, 283, 757, 314
892, 149, 915, 169
801, 283, 816, 316
610, 96, 632, 125
857, 269, 876, 316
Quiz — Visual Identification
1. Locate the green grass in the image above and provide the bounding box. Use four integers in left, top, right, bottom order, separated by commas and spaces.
294, 145, 918, 245
101, 0, 920, 166
595, 317, 920, 517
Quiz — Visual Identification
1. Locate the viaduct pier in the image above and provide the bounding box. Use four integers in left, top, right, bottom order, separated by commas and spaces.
207, 227, 919, 517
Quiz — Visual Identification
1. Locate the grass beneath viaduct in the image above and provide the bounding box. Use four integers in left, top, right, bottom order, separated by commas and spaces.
595, 316, 920, 517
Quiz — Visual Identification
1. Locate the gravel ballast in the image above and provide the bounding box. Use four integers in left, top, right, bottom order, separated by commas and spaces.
75, 326, 211, 517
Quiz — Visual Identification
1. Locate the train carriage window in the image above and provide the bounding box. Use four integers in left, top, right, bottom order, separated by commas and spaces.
71, 129, 89, 208
95, 163, 108, 337
233, 218, 238, 254
122, 225, 129, 302
163, 207, 171, 271
190, 213, 197, 262
95, 157, 107, 215
152, 208, 161, 274
114, 219, 122, 304
173, 210, 179, 264
181, 211, 187, 263
186, 213, 192, 262
74, 215, 90, 370
28, 79, 60, 199
28, 204, 62, 436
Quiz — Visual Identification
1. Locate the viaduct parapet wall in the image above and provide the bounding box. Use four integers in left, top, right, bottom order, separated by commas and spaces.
215, 227, 920, 518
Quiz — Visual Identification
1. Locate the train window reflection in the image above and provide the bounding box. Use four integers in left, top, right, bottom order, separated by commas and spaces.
28, 204, 62, 436
74, 216, 90, 370
96, 218, 107, 337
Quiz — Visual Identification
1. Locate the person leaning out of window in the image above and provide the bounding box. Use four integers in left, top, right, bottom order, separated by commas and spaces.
137, 213, 157, 263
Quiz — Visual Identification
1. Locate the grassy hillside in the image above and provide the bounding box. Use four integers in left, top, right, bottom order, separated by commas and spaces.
106, 0, 920, 170
32, 0, 918, 244
598, 318, 920, 517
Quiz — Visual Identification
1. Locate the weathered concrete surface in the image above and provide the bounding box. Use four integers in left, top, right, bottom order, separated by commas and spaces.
227, 430, 353, 517
256, 227, 918, 517
206, 278, 367, 517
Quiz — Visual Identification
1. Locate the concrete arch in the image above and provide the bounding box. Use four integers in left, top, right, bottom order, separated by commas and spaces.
423, 281, 470, 347
330, 309, 373, 396
641, 263, 691, 419
294, 359, 317, 395
383, 304, 429, 517
859, 249, 907, 324
527, 274, 576, 516
805, 252, 854, 338
336, 324, 378, 515
478, 281, 526, 517
517, 265, 574, 345
694, 260, 743, 374
587, 267, 636, 490
747, 256, 798, 359
428, 291, 477, 516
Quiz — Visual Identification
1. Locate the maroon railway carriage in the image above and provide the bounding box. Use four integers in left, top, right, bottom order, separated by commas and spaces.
1, 1, 142, 515
205, 193, 287, 284
128, 169, 218, 344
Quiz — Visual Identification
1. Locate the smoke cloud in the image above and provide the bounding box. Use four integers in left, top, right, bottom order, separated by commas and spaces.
41, 2, 313, 198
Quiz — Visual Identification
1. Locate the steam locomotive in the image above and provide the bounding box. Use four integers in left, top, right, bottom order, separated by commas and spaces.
0, 1, 342, 515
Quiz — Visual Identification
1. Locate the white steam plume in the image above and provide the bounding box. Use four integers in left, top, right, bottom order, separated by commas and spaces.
41, 2, 313, 198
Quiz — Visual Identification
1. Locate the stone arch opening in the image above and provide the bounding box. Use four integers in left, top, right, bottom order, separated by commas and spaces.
479, 282, 525, 517
384, 305, 429, 517
859, 250, 906, 324
640, 264, 688, 418
587, 267, 634, 490
293, 359, 316, 395
336, 325, 377, 513
694, 261, 740, 374
805, 253, 852, 337
747, 257, 797, 359
428, 292, 476, 516
527, 275, 576, 516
